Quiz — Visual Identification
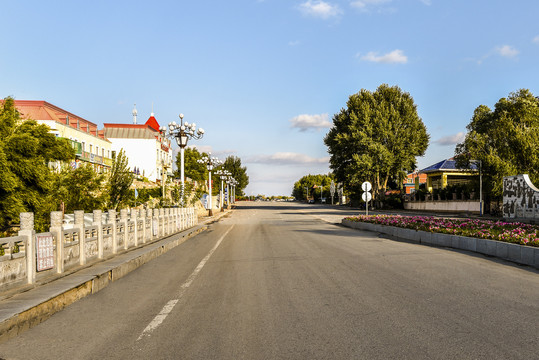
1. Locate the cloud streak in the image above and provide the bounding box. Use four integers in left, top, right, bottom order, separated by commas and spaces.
357, 49, 408, 64
495, 45, 519, 58
298, 0, 342, 19
434, 132, 465, 146
246, 152, 330, 165
350, 0, 391, 11
290, 113, 332, 131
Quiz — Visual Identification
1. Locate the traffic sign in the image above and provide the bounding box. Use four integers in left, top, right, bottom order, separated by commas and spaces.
361, 181, 372, 192
362, 192, 372, 202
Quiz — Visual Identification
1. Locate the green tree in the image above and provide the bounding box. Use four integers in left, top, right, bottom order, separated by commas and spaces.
0, 97, 75, 232
455, 89, 539, 203
292, 174, 334, 201
223, 156, 249, 197
324, 84, 429, 203
52, 165, 107, 213
107, 149, 134, 210
176, 147, 207, 182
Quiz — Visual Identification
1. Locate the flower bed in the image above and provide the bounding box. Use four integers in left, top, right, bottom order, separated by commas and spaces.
344, 215, 539, 247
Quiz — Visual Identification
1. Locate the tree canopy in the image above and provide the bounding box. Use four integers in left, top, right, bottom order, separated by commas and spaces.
291, 174, 334, 201
176, 147, 207, 182
0, 97, 75, 232
52, 164, 107, 213
222, 156, 249, 197
324, 84, 429, 202
455, 89, 539, 199
107, 149, 134, 210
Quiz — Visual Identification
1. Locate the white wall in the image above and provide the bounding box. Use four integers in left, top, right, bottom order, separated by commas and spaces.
109, 138, 158, 181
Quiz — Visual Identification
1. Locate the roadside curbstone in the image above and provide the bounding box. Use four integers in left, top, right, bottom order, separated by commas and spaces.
341, 219, 538, 270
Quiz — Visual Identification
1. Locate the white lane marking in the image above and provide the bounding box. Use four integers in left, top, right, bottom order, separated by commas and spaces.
137, 225, 235, 341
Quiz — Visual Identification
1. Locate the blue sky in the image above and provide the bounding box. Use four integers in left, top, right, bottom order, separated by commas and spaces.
1, 0, 538, 196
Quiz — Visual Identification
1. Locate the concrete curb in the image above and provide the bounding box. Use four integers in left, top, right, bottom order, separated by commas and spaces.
0, 210, 231, 342
341, 219, 539, 270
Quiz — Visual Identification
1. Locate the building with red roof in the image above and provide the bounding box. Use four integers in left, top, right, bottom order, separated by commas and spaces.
103, 107, 172, 183
8, 100, 112, 171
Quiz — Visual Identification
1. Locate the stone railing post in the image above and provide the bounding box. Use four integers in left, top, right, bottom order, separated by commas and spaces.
146, 208, 153, 242
164, 208, 172, 235
108, 210, 117, 254
120, 209, 129, 250
159, 208, 164, 236
74, 210, 85, 265
173, 208, 178, 232
132, 209, 139, 247
19, 212, 35, 284
50, 211, 64, 274
93, 210, 103, 259
153, 209, 160, 238
179, 208, 184, 230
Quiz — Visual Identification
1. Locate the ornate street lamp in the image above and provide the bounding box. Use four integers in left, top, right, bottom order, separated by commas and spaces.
162, 114, 204, 205
197, 153, 222, 216
225, 176, 235, 208
215, 169, 231, 211
226, 177, 237, 206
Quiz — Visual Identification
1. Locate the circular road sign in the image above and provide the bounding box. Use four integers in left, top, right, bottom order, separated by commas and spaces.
361, 181, 372, 192
362, 192, 372, 202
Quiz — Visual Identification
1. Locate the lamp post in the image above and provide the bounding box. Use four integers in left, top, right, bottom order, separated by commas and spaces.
226, 176, 235, 208
197, 153, 222, 216
215, 170, 230, 211
230, 178, 238, 204
162, 114, 204, 205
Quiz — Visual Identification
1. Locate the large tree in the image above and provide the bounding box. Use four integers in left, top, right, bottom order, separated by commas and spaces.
107, 149, 134, 210
324, 84, 429, 203
51, 165, 107, 213
0, 97, 75, 232
175, 147, 207, 182
455, 89, 539, 201
223, 156, 249, 197
291, 174, 334, 201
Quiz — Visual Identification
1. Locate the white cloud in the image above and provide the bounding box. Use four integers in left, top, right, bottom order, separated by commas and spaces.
419, 0, 431, 5
186, 145, 236, 158
358, 49, 408, 64
288, 40, 300, 46
434, 132, 465, 146
246, 152, 330, 165
495, 45, 519, 58
290, 113, 332, 131
532, 35, 539, 44
350, 0, 391, 11
298, 0, 342, 19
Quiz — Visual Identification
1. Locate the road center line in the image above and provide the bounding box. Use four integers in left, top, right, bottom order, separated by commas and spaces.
137, 225, 235, 341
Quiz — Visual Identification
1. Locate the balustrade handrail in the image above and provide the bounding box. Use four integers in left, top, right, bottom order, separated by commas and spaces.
0, 207, 199, 291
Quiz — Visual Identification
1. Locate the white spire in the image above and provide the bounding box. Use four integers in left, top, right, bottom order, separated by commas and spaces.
151, 102, 154, 117
132, 104, 138, 124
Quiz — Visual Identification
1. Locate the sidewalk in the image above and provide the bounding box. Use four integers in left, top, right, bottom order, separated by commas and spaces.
0, 210, 231, 342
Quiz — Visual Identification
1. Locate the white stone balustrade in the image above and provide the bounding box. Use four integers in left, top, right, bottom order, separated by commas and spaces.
0, 207, 198, 291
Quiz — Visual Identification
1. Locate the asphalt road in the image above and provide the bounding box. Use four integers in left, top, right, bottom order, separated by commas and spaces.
1, 202, 538, 359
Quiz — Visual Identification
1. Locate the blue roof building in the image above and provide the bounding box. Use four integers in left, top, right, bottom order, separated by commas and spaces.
421, 157, 478, 191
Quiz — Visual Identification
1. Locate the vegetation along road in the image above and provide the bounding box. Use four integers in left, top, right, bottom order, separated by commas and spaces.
1, 202, 538, 359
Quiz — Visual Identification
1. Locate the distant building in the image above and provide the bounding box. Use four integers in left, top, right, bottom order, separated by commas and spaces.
103, 106, 173, 182
403, 171, 427, 194
421, 157, 478, 192
10, 100, 112, 172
